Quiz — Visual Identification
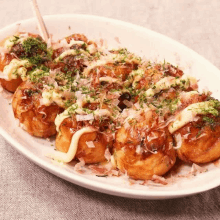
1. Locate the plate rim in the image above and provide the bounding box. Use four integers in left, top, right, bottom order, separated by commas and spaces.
1, 13, 220, 199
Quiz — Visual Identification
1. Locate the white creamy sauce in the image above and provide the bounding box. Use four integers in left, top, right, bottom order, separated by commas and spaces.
54, 49, 89, 62
42, 90, 64, 107
145, 75, 197, 97
83, 54, 118, 76
53, 39, 85, 50
55, 104, 111, 132
55, 107, 72, 131
3, 59, 32, 80
169, 101, 218, 133
4, 36, 19, 49
54, 90, 109, 131
4, 34, 29, 50
169, 90, 199, 111
83, 53, 136, 77
49, 127, 95, 163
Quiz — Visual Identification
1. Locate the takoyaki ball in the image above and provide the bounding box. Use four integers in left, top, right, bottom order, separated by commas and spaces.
178, 92, 208, 112
0, 53, 23, 92
0, 77, 23, 93
160, 90, 207, 120
134, 65, 163, 90
114, 111, 176, 180
0, 33, 50, 92
163, 63, 183, 78
134, 63, 183, 90
51, 54, 87, 74
174, 114, 220, 164
66, 33, 88, 48
12, 81, 63, 138
53, 33, 88, 58
89, 61, 138, 89
0, 53, 15, 71
55, 117, 109, 164
9, 34, 48, 62
66, 33, 88, 42
50, 34, 97, 74
66, 33, 98, 54
114, 127, 176, 180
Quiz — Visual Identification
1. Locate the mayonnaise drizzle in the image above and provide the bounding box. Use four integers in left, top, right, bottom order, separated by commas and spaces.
53, 39, 85, 50
54, 49, 89, 62
4, 36, 16, 50
169, 100, 219, 133
83, 53, 138, 77
42, 90, 64, 107
145, 75, 197, 97
55, 107, 73, 131
49, 127, 95, 163
55, 105, 111, 132
4, 34, 29, 50
54, 90, 110, 131
2, 59, 32, 80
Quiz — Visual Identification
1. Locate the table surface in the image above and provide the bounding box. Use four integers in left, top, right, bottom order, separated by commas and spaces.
1, 0, 220, 219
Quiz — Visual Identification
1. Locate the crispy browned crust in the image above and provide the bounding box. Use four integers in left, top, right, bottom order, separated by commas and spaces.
56, 117, 108, 164
0, 77, 23, 93
176, 116, 220, 163
0, 33, 43, 93
12, 81, 63, 138
114, 124, 176, 180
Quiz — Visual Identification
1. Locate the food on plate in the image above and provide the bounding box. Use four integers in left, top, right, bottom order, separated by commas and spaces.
170, 100, 220, 163
12, 80, 63, 137
1, 31, 220, 182
0, 32, 51, 92
55, 117, 109, 164
114, 110, 176, 180
50, 33, 98, 74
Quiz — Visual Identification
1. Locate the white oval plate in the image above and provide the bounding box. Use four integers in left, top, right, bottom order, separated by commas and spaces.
1, 14, 220, 200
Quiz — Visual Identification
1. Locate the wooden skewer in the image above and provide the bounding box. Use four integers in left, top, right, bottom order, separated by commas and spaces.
30, 0, 50, 42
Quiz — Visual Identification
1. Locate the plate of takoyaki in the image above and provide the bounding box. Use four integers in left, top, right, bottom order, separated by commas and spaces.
1, 14, 220, 199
